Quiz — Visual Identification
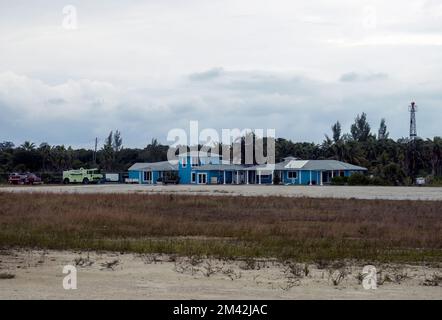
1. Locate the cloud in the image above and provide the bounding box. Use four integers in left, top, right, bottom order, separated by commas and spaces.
189, 68, 224, 81
0, 69, 440, 149
339, 72, 388, 82
0, 1, 441, 147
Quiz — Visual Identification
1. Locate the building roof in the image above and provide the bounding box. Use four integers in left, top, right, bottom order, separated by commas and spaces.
245, 159, 367, 172
128, 160, 178, 172
129, 159, 366, 172
299, 160, 367, 171
195, 164, 246, 171
178, 151, 221, 158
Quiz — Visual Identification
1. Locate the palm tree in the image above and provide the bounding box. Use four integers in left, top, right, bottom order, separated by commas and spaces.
20, 141, 36, 151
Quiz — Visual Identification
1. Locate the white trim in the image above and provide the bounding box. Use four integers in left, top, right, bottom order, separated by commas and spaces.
288, 171, 298, 179
197, 173, 207, 184
191, 156, 199, 167
143, 171, 153, 184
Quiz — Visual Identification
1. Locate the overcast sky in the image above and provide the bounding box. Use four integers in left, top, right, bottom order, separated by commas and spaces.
0, 0, 441, 148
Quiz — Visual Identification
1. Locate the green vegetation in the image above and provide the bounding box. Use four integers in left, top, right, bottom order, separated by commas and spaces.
1, 112, 442, 185
348, 173, 370, 186
0, 193, 440, 263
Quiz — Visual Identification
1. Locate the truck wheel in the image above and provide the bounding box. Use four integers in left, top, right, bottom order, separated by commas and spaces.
63, 178, 70, 184
83, 178, 89, 185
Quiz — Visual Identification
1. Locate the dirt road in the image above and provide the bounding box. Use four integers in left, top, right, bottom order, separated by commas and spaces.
1, 184, 442, 201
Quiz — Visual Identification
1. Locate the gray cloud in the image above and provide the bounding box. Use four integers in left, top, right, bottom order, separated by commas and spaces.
0, 70, 440, 149
0, 1, 441, 147
189, 68, 224, 81
339, 72, 389, 82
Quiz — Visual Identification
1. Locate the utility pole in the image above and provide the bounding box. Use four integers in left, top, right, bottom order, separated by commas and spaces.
93, 137, 98, 165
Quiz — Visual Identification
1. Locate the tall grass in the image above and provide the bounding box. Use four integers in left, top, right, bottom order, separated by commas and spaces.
0, 192, 440, 262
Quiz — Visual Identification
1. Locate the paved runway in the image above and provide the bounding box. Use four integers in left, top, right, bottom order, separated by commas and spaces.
2, 184, 442, 201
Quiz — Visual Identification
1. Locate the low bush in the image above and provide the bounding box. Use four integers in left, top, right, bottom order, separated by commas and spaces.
369, 176, 389, 186
331, 176, 348, 185
348, 173, 369, 186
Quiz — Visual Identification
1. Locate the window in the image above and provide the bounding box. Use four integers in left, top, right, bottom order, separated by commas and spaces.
191, 172, 196, 183
143, 171, 152, 182
340, 171, 345, 177
288, 171, 297, 179
191, 157, 199, 167
197, 173, 207, 184
182, 157, 187, 168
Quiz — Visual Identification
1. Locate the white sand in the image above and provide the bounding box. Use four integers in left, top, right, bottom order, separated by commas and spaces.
0, 250, 440, 300
1, 184, 442, 201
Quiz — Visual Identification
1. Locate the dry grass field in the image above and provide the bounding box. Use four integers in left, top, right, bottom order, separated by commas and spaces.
0, 192, 441, 264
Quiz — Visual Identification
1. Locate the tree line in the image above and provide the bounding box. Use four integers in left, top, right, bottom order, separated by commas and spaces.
1, 113, 441, 185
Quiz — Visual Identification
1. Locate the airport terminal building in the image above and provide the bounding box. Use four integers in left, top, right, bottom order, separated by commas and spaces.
128, 152, 367, 185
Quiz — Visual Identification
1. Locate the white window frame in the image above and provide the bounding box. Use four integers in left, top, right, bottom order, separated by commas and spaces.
197, 173, 207, 184
191, 172, 196, 183
143, 171, 152, 182
191, 157, 199, 167
288, 171, 297, 179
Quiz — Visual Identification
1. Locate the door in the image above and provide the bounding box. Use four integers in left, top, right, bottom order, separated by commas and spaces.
198, 173, 207, 184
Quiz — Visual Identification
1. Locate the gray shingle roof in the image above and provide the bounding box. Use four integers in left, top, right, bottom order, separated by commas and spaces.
300, 160, 367, 171
225, 160, 367, 172
194, 164, 246, 171
128, 160, 178, 172
129, 159, 366, 172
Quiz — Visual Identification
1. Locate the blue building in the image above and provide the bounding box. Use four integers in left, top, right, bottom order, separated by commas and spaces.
128, 153, 367, 185
128, 160, 179, 184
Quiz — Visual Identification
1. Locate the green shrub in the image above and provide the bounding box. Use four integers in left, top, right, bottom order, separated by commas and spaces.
369, 176, 388, 186
348, 173, 369, 186
381, 163, 406, 186
331, 176, 348, 185
273, 175, 281, 185
0, 174, 7, 184
428, 176, 442, 186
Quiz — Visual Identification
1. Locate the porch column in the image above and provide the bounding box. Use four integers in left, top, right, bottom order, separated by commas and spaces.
223, 171, 226, 184
299, 171, 302, 185
320, 171, 323, 186
331, 170, 334, 178
309, 170, 312, 186
258, 171, 261, 185
246, 171, 249, 184
236, 171, 239, 184
139, 171, 142, 184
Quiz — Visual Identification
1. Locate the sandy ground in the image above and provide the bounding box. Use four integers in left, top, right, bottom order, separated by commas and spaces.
0, 250, 440, 300
1, 184, 442, 200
